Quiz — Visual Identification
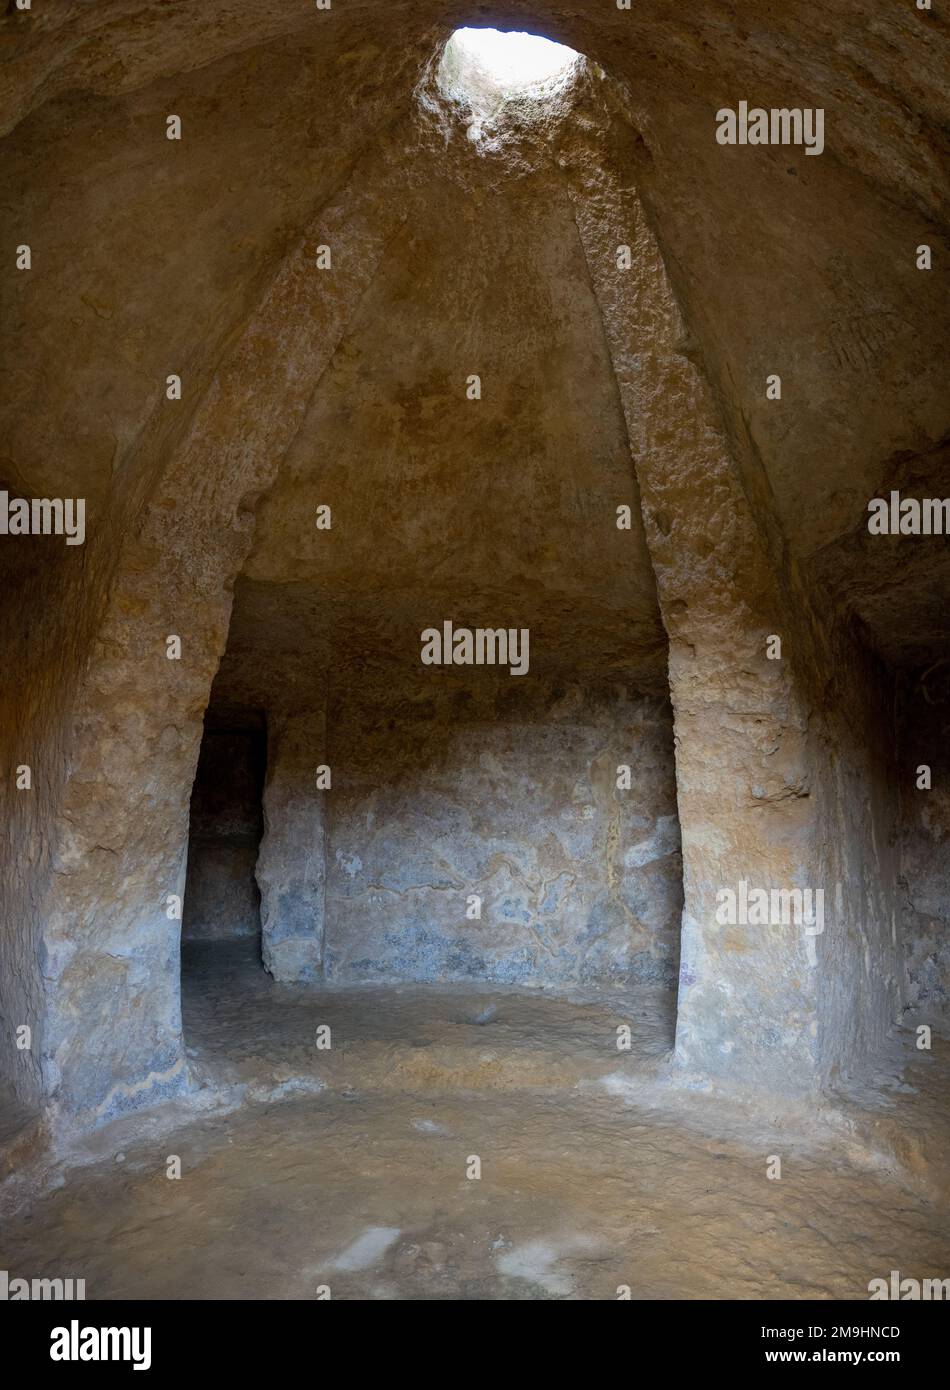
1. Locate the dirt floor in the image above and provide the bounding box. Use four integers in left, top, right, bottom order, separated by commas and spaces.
2, 942, 948, 1300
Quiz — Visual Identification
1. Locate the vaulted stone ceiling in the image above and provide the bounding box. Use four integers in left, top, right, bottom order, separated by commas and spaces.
221, 164, 667, 698
2, 0, 948, 685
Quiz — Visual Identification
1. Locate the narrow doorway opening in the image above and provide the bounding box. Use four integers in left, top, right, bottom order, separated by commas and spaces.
182, 706, 267, 953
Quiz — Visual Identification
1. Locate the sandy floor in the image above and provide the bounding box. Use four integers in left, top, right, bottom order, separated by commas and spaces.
181, 939, 676, 1095
2, 942, 948, 1300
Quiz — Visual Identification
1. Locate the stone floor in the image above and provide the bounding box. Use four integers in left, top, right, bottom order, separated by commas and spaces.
1, 941, 948, 1300
181, 938, 677, 1097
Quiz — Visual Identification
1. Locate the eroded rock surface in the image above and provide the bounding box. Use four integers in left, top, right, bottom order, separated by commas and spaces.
0, 3, 947, 1137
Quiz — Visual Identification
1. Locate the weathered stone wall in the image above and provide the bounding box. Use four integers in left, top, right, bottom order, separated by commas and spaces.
7, 128, 424, 1130
0, 18, 431, 1124
0, 538, 71, 1111
898, 670, 950, 1019
182, 717, 265, 942
3, 3, 945, 1128
257, 708, 328, 984
565, 86, 905, 1094
324, 682, 681, 991
811, 635, 903, 1085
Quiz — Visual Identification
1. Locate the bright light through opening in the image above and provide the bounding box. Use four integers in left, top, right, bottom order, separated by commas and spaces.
449, 27, 578, 92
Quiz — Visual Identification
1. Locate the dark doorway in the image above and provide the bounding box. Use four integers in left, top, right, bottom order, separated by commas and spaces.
182, 706, 267, 947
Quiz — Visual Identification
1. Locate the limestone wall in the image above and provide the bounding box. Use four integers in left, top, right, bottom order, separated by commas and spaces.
565, 92, 906, 1094
257, 710, 328, 984
3, 3, 945, 1128
323, 683, 681, 991
898, 671, 950, 1020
